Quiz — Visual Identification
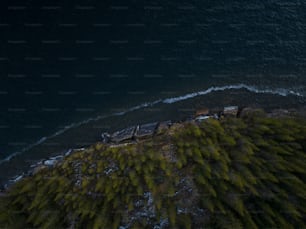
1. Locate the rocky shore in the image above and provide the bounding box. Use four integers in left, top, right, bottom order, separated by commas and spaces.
1, 105, 302, 192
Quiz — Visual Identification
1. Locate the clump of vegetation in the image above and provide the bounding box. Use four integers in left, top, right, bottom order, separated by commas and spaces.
0, 111, 306, 228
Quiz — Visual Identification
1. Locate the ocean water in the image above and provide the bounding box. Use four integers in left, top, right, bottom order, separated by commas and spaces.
1, 0, 306, 183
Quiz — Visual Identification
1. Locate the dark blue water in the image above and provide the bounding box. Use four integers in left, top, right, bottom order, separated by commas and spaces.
1, 0, 306, 181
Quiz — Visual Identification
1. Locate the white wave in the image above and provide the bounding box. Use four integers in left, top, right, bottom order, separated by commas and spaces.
0, 84, 303, 165
163, 84, 303, 104
0, 99, 162, 165
0, 136, 48, 165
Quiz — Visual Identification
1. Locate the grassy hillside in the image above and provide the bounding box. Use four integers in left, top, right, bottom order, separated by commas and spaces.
1, 111, 306, 228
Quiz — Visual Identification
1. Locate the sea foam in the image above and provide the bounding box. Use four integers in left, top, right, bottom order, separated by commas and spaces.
163, 84, 303, 104
0, 84, 303, 165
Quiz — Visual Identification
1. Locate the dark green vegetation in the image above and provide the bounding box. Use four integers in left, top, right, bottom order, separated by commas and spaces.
1, 111, 306, 228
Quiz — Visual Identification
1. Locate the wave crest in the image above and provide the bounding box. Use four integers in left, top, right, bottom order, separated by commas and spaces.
163, 84, 303, 104
0, 84, 303, 165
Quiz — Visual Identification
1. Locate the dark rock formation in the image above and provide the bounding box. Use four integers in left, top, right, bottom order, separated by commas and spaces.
111, 126, 136, 143
135, 122, 159, 139
156, 120, 172, 135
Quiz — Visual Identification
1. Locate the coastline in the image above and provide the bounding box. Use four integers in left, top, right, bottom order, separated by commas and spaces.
1, 83, 305, 165
0, 86, 305, 188
2, 104, 305, 191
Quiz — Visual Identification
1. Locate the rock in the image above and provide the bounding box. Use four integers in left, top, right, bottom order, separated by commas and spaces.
168, 123, 185, 135
44, 159, 57, 166
101, 132, 111, 143
50, 155, 63, 160
268, 109, 292, 118
111, 126, 136, 143
33, 165, 48, 174
65, 149, 73, 156
156, 120, 172, 135
9, 174, 23, 183
135, 122, 158, 139
239, 107, 264, 118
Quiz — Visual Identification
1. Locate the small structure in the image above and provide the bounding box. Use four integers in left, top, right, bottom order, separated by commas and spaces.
111, 126, 136, 143
135, 122, 158, 139
195, 108, 209, 117
195, 115, 211, 122
194, 108, 211, 122
223, 106, 238, 117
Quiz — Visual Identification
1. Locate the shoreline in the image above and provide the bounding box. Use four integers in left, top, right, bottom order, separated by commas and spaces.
1, 83, 305, 165
2, 105, 305, 191
0, 87, 305, 189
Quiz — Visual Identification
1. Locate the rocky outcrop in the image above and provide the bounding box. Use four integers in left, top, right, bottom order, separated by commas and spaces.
135, 122, 159, 140
111, 126, 137, 143
103, 121, 173, 144
156, 120, 172, 135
